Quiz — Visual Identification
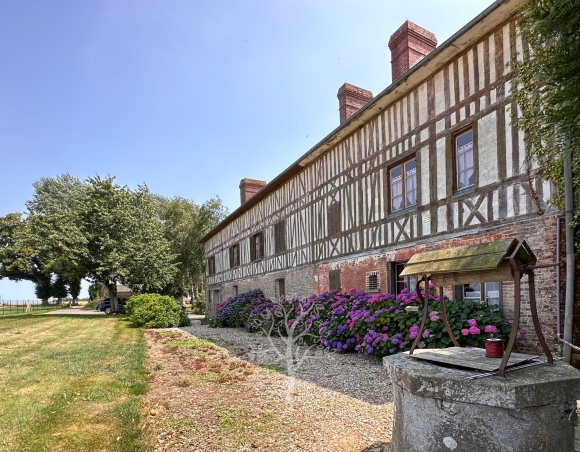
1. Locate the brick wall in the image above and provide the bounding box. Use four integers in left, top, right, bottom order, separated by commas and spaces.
388, 20, 437, 82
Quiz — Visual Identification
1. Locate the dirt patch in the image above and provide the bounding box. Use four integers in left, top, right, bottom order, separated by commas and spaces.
143, 329, 393, 452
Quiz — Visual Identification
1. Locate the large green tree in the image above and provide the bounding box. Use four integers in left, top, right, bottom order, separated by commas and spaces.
156, 196, 227, 300
0, 213, 53, 305
513, 0, 580, 237
34, 176, 177, 311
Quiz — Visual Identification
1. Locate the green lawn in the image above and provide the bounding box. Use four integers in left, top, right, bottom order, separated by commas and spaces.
0, 316, 149, 452
0, 304, 63, 317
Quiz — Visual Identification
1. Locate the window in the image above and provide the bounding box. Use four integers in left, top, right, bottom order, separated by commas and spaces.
212, 289, 220, 305
389, 157, 417, 212
207, 256, 216, 276
455, 282, 501, 309
327, 202, 341, 236
329, 269, 341, 291
233, 285, 238, 296
274, 220, 286, 254
455, 129, 474, 190
229, 243, 240, 268
276, 278, 286, 300
366, 271, 380, 292
250, 232, 264, 261
391, 262, 417, 295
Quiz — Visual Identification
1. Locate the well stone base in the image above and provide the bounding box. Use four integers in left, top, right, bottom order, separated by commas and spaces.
384, 353, 580, 452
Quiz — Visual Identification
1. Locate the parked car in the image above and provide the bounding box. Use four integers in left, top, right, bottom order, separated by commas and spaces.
96, 297, 129, 314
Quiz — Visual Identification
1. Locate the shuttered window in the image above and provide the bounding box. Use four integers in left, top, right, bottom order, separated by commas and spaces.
366, 271, 380, 292
276, 278, 286, 300
327, 202, 341, 236
250, 232, 264, 261
274, 220, 286, 254
329, 269, 341, 291
229, 243, 240, 268
207, 256, 216, 276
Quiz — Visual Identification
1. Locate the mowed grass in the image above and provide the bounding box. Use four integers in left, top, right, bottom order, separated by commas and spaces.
0, 316, 149, 452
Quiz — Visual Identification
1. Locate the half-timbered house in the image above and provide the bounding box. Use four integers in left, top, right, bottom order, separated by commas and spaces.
201, 0, 565, 353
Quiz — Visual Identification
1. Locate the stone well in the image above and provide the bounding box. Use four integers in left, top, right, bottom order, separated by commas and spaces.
384, 353, 580, 452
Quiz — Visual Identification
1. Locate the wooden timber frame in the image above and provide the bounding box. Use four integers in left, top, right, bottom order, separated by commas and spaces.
400, 238, 554, 377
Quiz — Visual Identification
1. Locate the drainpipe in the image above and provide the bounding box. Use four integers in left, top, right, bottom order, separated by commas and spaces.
563, 134, 575, 363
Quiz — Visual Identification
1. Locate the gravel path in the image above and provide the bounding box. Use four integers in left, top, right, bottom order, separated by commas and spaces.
180, 324, 393, 405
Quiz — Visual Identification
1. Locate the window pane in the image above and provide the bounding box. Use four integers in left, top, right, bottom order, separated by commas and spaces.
463, 283, 481, 300
392, 194, 403, 211
405, 160, 417, 207
456, 129, 474, 190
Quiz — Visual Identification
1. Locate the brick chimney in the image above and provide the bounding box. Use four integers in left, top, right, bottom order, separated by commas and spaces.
239, 178, 266, 204
337, 83, 373, 125
388, 21, 437, 82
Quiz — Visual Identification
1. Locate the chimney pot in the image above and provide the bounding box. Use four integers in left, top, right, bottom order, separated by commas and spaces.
337, 83, 373, 125
239, 178, 266, 204
388, 21, 437, 82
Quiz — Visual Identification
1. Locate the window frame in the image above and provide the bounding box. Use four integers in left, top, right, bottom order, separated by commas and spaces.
327, 201, 342, 236
388, 155, 417, 213
229, 243, 240, 269
366, 271, 380, 293
250, 231, 264, 262
454, 127, 475, 191
329, 269, 341, 291
274, 220, 286, 254
207, 256, 216, 276
390, 262, 417, 295
276, 278, 286, 301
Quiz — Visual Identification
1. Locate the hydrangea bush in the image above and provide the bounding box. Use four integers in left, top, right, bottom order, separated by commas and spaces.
211, 287, 518, 358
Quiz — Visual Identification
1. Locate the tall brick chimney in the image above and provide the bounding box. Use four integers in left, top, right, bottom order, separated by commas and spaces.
239, 178, 266, 204
388, 21, 437, 82
337, 83, 373, 125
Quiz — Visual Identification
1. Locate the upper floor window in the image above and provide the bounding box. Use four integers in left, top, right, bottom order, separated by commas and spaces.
250, 232, 264, 261
455, 129, 474, 190
390, 157, 417, 212
207, 256, 216, 276
274, 220, 286, 254
229, 243, 240, 268
327, 202, 342, 236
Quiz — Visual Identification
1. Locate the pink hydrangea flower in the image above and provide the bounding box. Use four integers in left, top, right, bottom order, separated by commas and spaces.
468, 326, 481, 335
467, 318, 478, 327
484, 325, 498, 334
516, 331, 522, 339
461, 328, 469, 336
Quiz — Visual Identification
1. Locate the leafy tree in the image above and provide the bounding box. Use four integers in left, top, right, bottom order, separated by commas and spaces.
513, 0, 580, 242
52, 275, 68, 304
67, 278, 82, 305
156, 196, 227, 300
88, 282, 107, 301
37, 176, 177, 312
0, 213, 53, 305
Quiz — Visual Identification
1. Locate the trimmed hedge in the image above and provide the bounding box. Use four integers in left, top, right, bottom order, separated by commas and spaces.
126, 293, 190, 328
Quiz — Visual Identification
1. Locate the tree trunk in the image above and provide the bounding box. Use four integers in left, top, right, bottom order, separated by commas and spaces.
41, 298, 49, 306
72, 298, 78, 306
107, 284, 118, 313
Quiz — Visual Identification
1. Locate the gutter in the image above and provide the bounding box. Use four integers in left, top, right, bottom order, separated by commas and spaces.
200, 0, 527, 244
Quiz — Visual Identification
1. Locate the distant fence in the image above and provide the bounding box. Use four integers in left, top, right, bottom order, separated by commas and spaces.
0, 300, 64, 316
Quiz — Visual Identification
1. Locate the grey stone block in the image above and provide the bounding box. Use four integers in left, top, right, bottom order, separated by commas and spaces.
384, 353, 580, 451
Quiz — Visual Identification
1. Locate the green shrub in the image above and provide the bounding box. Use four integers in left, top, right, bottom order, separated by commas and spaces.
126, 294, 191, 328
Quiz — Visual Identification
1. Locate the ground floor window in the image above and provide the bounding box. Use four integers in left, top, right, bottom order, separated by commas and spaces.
390, 262, 417, 295
233, 285, 238, 296
212, 289, 220, 305
276, 279, 286, 301
329, 269, 341, 291
456, 282, 501, 309
366, 271, 380, 292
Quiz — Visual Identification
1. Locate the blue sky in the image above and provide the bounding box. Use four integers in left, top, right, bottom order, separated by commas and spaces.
0, 0, 495, 300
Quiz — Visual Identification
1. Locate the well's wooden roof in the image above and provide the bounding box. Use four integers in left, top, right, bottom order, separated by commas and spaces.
400, 239, 536, 277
